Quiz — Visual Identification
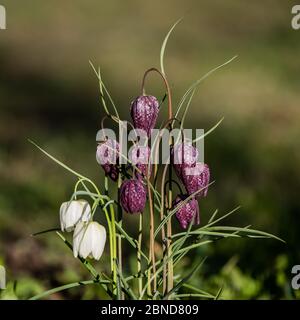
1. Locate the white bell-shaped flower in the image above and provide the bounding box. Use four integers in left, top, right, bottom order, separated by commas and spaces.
73, 221, 106, 260
0, 265, 5, 289
60, 200, 91, 232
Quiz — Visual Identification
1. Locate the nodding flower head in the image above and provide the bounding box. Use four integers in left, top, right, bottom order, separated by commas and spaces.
120, 179, 147, 214
130, 95, 159, 137
130, 145, 152, 180
96, 139, 119, 181
172, 194, 200, 229
182, 163, 210, 198
172, 143, 198, 181
73, 221, 106, 261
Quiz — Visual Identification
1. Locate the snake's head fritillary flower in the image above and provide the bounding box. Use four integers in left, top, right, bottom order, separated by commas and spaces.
182, 163, 210, 198
130, 145, 152, 180
172, 143, 198, 181
96, 139, 119, 181
73, 221, 106, 260
172, 194, 200, 229
60, 200, 91, 232
130, 95, 159, 137
0, 265, 5, 289
120, 179, 147, 214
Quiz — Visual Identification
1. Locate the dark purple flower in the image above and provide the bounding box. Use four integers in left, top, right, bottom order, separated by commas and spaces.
173, 194, 200, 229
171, 143, 198, 181
182, 163, 210, 198
120, 179, 147, 214
96, 139, 119, 181
131, 95, 159, 137
130, 145, 152, 180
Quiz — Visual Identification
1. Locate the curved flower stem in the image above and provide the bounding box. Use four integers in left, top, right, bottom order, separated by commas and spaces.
142, 67, 174, 297
141, 67, 172, 120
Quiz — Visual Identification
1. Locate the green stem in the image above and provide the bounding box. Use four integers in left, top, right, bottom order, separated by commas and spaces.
167, 131, 174, 295
137, 212, 143, 297
104, 175, 117, 297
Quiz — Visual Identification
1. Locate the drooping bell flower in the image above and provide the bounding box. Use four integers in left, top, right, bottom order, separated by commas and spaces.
182, 162, 210, 198
172, 143, 198, 181
60, 200, 92, 232
172, 194, 200, 229
96, 139, 119, 181
120, 179, 147, 214
130, 95, 159, 137
130, 145, 152, 180
73, 221, 106, 260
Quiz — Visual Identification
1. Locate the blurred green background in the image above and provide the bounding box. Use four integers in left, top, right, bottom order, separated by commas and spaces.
0, 0, 299, 299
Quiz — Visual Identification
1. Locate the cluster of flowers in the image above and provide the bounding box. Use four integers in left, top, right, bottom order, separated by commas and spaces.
96, 94, 210, 229
58, 94, 210, 262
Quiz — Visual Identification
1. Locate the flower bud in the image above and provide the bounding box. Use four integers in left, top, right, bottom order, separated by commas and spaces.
73, 221, 106, 260
182, 163, 210, 198
96, 139, 119, 181
131, 95, 159, 137
172, 195, 200, 229
172, 143, 198, 181
60, 200, 92, 232
120, 179, 147, 214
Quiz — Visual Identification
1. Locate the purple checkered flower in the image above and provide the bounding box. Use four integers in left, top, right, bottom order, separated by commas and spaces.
96, 139, 119, 181
182, 163, 210, 198
172, 143, 198, 181
120, 179, 147, 214
131, 95, 159, 137
172, 194, 200, 229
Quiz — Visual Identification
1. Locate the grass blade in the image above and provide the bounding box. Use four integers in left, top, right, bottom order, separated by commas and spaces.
160, 18, 183, 75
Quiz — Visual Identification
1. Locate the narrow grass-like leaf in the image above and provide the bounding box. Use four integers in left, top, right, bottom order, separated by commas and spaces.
207, 226, 285, 243
55, 232, 114, 298
192, 117, 224, 143
214, 286, 223, 300
201, 206, 241, 229
181, 283, 215, 299
175, 55, 238, 119
160, 18, 183, 75
115, 221, 149, 262
208, 209, 219, 224
29, 279, 111, 300
164, 257, 207, 299
174, 293, 214, 299
28, 139, 87, 180
31, 228, 60, 237
154, 181, 215, 239
89, 61, 120, 118
116, 263, 137, 300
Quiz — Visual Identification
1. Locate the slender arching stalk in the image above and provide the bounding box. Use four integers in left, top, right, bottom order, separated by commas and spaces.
142, 67, 173, 297
141, 67, 172, 120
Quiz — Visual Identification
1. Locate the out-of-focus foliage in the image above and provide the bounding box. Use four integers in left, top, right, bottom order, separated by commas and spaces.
0, 0, 299, 299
